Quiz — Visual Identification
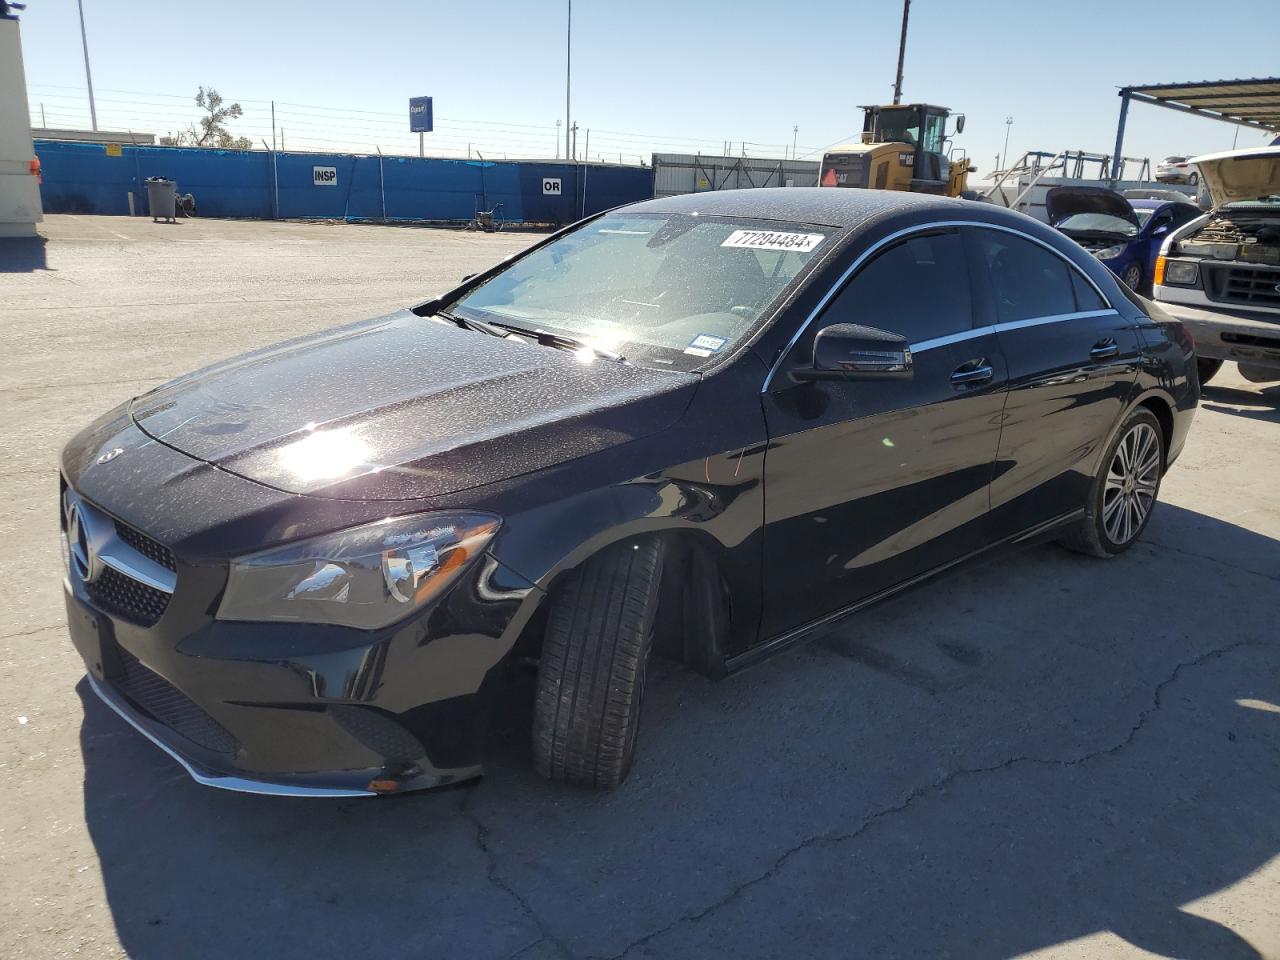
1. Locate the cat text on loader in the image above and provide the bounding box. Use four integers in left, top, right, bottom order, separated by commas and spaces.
820, 103, 975, 197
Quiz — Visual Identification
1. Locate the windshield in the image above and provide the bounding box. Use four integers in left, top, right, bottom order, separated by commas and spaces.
1224, 195, 1280, 209
873, 108, 921, 145
1056, 212, 1137, 237
449, 213, 834, 371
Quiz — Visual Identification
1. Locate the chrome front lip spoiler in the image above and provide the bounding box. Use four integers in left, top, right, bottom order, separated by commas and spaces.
88, 674, 374, 799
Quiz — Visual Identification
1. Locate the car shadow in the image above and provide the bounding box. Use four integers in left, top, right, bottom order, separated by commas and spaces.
79, 502, 1279, 959
1201, 380, 1280, 422
0, 235, 49, 272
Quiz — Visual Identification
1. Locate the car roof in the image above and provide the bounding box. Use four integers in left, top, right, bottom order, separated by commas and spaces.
621, 187, 971, 229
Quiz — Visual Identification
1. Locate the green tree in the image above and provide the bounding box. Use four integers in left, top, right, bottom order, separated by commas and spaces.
192, 86, 252, 150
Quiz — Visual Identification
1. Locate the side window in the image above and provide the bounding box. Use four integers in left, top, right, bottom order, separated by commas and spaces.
1170, 205, 1201, 229
1070, 270, 1108, 312
977, 230, 1078, 323
822, 231, 972, 344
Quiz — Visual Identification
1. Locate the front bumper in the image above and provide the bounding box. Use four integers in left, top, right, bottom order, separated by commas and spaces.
61, 413, 542, 796
1155, 298, 1280, 371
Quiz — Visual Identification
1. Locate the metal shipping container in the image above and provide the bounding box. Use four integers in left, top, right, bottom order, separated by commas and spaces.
652, 153, 820, 198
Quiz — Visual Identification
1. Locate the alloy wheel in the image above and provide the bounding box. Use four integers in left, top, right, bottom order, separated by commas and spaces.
1103, 422, 1160, 545
1122, 263, 1142, 291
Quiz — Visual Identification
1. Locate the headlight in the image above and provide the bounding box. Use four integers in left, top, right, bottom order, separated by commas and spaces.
1095, 244, 1127, 260
217, 512, 501, 629
1163, 260, 1200, 286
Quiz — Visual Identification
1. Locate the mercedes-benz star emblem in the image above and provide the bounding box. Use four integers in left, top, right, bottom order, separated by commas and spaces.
66, 503, 93, 582
96, 447, 124, 465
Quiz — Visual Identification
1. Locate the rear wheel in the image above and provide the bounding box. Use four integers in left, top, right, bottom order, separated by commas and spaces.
1197, 357, 1224, 386
532, 538, 666, 789
1061, 408, 1164, 558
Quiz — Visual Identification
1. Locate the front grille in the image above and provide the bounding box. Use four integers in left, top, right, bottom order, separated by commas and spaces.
1203, 264, 1280, 309
113, 521, 177, 572
86, 567, 171, 626
113, 647, 239, 757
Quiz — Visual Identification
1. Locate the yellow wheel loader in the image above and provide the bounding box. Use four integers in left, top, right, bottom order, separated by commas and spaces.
820, 103, 975, 197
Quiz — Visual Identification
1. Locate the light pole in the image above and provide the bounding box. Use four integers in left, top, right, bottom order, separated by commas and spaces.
564, 0, 572, 163
76, 0, 98, 131
791, 125, 798, 160
1001, 115, 1013, 171
556, 119, 562, 160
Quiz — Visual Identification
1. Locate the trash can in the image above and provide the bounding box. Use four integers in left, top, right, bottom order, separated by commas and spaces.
145, 177, 177, 222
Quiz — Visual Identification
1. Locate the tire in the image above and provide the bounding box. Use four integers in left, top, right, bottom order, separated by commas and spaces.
1121, 262, 1142, 292
1189, 172, 1199, 186
1061, 408, 1164, 558
532, 538, 665, 788
1197, 357, 1223, 386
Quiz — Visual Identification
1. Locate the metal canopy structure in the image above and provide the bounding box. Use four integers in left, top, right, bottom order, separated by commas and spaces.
1110, 77, 1280, 177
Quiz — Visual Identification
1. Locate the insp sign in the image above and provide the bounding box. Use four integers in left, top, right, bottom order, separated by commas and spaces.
313, 166, 338, 187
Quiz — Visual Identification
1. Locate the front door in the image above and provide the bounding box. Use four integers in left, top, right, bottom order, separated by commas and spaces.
759, 228, 1008, 640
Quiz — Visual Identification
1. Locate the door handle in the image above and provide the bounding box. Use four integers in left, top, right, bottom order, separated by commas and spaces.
951, 361, 994, 387
1090, 340, 1120, 361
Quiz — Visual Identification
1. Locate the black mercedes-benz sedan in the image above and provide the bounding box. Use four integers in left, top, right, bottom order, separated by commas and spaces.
62, 188, 1198, 796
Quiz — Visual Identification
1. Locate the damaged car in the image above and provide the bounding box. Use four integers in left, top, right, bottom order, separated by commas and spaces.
1152, 146, 1280, 384
62, 189, 1198, 797
1047, 186, 1201, 293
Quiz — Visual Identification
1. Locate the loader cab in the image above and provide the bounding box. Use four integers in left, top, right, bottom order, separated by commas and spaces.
821, 103, 969, 196
864, 103, 957, 192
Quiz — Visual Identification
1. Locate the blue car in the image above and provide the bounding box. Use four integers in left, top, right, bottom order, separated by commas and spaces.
1047, 186, 1202, 292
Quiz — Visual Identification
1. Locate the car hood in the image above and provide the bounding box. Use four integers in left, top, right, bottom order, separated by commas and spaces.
1045, 186, 1139, 228
129, 309, 698, 500
1189, 146, 1280, 208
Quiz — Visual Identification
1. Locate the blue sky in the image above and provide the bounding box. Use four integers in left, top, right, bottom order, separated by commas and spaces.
14, 0, 1280, 172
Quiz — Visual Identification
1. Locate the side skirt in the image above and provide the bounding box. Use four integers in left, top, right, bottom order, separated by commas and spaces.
724, 508, 1085, 675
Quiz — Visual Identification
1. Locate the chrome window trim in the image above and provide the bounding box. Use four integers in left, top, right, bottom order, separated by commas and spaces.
909, 309, 1121, 354
761, 219, 1116, 392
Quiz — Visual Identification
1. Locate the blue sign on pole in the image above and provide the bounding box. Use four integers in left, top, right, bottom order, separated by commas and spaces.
409, 96, 433, 133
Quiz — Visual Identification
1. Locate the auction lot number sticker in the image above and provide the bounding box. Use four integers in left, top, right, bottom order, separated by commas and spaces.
721, 230, 825, 253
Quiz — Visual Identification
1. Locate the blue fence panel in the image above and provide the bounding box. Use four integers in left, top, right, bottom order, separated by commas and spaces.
35, 140, 655, 224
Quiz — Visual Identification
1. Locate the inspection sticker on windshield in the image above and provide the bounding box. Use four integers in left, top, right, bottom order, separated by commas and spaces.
721, 229, 825, 253
685, 334, 728, 358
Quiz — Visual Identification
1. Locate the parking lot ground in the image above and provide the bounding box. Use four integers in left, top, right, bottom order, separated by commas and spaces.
1, 215, 1278, 960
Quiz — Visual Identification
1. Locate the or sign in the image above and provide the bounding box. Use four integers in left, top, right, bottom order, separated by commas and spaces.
541, 177, 562, 196
313, 166, 337, 186
409, 96, 434, 133
104, 143, 122, 157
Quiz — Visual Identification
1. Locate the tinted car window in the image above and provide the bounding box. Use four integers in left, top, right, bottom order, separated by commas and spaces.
823, 231, 972, 343
977, 230, 1077, 323
1070, 270, 1108, 312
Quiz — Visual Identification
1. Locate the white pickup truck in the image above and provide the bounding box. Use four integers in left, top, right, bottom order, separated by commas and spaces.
1152, 146, 1280, 385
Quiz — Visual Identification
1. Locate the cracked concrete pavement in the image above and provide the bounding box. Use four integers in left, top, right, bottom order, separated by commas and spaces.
1, 216, 1277, 960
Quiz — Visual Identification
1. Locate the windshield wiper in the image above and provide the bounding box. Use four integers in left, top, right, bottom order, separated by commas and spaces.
435, 309, 507, 338
486, 321, 627, 363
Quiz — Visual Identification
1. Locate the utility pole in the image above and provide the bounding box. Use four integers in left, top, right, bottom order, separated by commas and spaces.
892, 0, 910, 105
271, 100, 277, 152
76, 0, 98, 130
571, 122, 578, 162
556, 119, 562, 160
565, 0, 572, 162
1001, 115, 1013, 171
40, 103, 46, 127
791, 125, 798, 160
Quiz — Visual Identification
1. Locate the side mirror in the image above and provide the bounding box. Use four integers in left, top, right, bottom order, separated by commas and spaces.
793, 323, 913, 381
955, 114, 966, 134
1151, 223, 1169, 237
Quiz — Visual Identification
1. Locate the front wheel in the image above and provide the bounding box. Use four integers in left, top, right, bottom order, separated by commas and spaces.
1121, 262, 1142, 292
1061, 408, 1164, 558
532, 538, 666, 789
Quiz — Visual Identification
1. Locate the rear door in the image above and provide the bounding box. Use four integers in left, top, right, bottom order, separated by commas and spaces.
759, 227, 1008, 639
968, 226, 1142, 539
